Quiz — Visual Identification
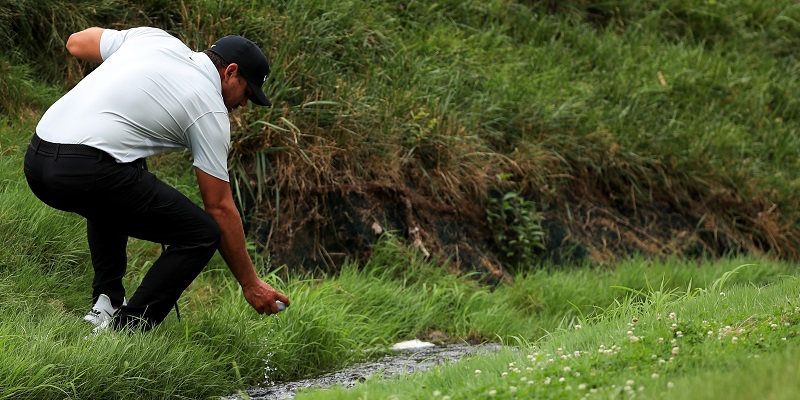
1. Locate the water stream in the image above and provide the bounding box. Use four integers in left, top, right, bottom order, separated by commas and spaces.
224, 342, 503, 399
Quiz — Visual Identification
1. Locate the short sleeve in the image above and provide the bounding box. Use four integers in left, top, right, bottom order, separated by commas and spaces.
99, 27, 172, 61
186, 112, 231, 182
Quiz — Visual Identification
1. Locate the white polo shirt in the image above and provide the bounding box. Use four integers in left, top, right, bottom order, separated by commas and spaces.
36, 27, 231, 182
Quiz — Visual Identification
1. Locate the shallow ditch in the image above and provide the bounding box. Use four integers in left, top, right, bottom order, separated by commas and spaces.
225, 341, 503, 399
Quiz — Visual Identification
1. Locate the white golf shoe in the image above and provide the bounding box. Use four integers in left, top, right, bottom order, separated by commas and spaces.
83, 294, 126, 326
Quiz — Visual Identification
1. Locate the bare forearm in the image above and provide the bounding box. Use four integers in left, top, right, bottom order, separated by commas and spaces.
195, 168, 289, 314
207, 204, 259, 288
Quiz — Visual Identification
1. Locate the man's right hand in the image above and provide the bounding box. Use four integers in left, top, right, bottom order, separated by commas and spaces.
242, 279, 291, 315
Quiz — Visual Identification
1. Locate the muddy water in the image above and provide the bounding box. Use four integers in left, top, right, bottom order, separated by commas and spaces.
225, 343, 503, 399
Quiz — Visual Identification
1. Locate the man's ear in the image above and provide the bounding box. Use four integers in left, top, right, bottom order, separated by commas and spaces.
223, 63, 240, 79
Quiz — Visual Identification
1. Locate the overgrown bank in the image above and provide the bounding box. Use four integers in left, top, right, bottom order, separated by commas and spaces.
3, 1, 800, 275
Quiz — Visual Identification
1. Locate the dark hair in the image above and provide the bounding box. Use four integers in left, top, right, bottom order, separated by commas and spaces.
204, 50, 229, 69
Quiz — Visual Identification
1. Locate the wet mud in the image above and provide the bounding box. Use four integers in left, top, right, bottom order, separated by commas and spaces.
225, 343, 503, 400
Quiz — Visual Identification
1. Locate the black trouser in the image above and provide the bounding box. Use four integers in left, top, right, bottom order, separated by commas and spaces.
23, 134, 220, 331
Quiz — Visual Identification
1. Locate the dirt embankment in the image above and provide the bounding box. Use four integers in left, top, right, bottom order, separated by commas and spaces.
228, 122, 800, 282
235, 131, 799, 283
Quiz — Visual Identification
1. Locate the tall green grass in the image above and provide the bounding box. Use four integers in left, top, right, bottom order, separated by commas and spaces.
3, 80, 799, 400
297, 272, 800, 399
1, 168, 795, 399
4, 0, 799, 187
3, 0, 800, 398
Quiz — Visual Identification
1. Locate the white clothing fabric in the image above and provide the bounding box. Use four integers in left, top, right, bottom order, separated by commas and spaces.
36, 27, 231, 181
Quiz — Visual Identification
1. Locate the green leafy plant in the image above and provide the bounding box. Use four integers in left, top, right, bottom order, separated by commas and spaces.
486, 176, 546, 269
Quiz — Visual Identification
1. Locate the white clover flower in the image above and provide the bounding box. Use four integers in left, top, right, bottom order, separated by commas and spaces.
563, 366, 572, 373
658, 337, 664, 344
510, 386, 518, 394
544, 377, 552, 385
520, 377, 527, 382
720, 292, 725, 297
630, 335, 640, 343
433, 390, 441, 397
651, 373, 659, 379
672, 347, 679, 355
575, 324, 582, 330
502, 372, 508, 378
488, 389, 497, 397
771, 323, 778, 330
667, 382, 675, 389
676, 331, 683, 338
732, 336, 739, 344
578, 383, 587, 390
669, 312, 677, 320
626, 380, 635, 386
559, 377, 566, 383
475, 369, 482, 376
574, 351, 581, 357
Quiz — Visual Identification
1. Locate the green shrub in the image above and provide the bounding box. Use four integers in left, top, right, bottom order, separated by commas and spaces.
486, 178, 546, 270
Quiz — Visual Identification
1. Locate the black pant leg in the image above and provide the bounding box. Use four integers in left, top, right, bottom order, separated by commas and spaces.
86, 220, 128, 307
110, 175, 221, 330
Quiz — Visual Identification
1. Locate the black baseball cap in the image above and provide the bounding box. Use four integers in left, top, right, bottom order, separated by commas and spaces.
209, 35, 272, 106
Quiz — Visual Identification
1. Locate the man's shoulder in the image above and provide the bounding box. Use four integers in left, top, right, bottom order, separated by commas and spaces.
116, 26, 173, 39
104, 27, 185, 50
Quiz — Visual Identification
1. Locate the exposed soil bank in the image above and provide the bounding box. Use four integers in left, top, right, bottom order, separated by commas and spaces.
224, 343, 503, 400
242, 165, 797, 284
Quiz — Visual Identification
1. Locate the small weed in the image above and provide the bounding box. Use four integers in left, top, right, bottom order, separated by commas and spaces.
486, 175, 546, 269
